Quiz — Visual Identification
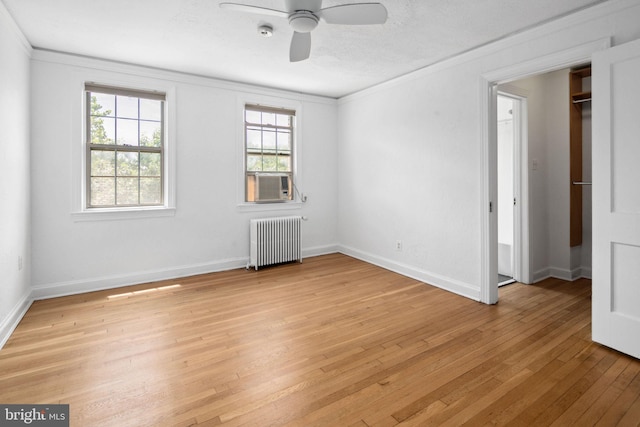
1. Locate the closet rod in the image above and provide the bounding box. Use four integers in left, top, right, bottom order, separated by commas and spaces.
572, 181, 592, 185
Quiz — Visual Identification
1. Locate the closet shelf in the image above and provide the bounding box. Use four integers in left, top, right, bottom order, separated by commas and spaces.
572, 91, 592, 103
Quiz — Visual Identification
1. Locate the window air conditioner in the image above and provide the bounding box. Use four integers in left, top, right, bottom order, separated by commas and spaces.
254, 174, 290, 202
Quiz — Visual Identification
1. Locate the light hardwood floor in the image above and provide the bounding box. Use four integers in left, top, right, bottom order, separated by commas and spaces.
1, 254, 639, 426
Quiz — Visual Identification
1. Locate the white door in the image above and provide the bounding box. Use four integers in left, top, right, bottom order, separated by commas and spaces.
592, 38, 640, 359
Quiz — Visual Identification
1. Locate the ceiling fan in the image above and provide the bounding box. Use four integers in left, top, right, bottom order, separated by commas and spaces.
219, 0, 388, 62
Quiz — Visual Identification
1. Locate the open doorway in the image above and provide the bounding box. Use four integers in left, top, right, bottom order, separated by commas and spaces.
497, 93, 519, 287
479, 39, 606, 304
497, 68, 592, 289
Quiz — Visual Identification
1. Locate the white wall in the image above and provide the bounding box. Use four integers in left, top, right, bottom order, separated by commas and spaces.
514, 69, 589, 282
506, 70, 574, 282
543, 70, 574, 280
338, 0, 640, 300
338, 63, 482, 298
29, 52, 339, 298
0, 3, 32, 346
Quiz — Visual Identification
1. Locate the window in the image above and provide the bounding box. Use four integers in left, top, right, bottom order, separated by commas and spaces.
85, 84, 165, 208
244, 104, 295, 202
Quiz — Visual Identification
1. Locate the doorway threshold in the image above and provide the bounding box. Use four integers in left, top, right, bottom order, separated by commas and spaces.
499, 274, 516, 287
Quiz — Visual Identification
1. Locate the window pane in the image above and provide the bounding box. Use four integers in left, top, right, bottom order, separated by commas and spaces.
117, 118, 139, 146
117, 152, 139, 177
91, 93, 115, 117
91, 150, 115, 176
277, 155, 290, 171
276, 114, 290, 127
247, 154, 262, 171
246, 128, 262, 150
277, 130, 291, 151
140, 121, 161, 147
262, 155, 278, 171
116, 177, 139, 205
91, 178, 115, 206
246, 110, 261, 124
117, 96, 138, 119
91, 116, 115, 144
263, 130, 276, 152
140, 99, 161, 121
263, 112, 276, 126
140, 178, 161, 204
140, 152, 161, 176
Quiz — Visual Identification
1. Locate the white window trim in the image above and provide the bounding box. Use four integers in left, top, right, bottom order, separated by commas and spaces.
71, 75, 176, 221
236, 95, 304, 211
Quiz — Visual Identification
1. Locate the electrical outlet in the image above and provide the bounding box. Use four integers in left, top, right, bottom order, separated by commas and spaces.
396, 240, 403, 251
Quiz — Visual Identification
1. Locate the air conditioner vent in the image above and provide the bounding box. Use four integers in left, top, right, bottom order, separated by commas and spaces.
254, 174, 290, 202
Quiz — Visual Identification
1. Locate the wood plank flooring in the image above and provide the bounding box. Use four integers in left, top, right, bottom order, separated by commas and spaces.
1, 253, 639, 426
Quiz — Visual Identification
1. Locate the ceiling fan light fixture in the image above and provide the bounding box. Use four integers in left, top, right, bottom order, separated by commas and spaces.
288, 11, 319, 33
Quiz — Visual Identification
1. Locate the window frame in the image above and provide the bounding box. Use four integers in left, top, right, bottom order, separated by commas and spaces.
244, 103, 296, 203
85, 84, 166, 209
73, 79, 176, 221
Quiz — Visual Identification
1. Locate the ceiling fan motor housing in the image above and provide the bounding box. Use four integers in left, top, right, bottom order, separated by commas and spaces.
288, 11, 319, 33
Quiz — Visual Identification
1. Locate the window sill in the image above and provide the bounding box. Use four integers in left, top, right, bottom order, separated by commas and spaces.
71, 206, 176, 222
236, 201, 304, 213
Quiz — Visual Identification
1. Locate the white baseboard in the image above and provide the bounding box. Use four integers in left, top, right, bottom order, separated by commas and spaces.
553, 267, 576, 281
338, 245, 480, 301
30, 245, 341, 301
533, 266, 592, 283
302, 244, 340, 259
30, 257, 249, 301
0, 292, 32, 350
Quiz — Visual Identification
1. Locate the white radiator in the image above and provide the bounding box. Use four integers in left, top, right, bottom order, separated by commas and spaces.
249, 216, 302, 270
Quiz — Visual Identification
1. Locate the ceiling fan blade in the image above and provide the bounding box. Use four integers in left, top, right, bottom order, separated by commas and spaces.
290, 31, 311, 62
319, 3, 388, 25
219, 2, 288, 18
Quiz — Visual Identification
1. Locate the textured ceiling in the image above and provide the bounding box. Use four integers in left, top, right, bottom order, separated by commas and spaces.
3, 0, 607, 98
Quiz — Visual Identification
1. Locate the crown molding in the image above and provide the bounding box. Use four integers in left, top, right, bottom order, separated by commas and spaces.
0, 0, 32, 56
31, 48, 337, 106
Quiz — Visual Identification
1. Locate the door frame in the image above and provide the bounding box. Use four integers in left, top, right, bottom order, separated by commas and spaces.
479, 38, 610, 304
496, 89, 527, 284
